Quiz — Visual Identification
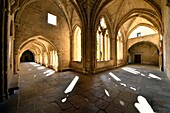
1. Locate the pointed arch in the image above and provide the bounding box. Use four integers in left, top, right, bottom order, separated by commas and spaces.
96, 17, 110, 61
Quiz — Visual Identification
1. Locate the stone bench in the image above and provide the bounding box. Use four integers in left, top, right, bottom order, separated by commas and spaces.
8, 74, 19, 96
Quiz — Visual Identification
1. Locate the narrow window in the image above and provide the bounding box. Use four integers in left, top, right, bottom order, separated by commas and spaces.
117, 30, 123, 60
73, 26, 81, 61
47, 13, 57, 26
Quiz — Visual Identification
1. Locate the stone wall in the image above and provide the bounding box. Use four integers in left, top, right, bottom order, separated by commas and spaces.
15, 1, 70, 70
128, 34, 160, 50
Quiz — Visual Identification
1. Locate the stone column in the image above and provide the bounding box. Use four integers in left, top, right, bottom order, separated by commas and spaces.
0, 0, 10, 102
14, 53, 19, 74
83, 0, 94, 74
57, 51, 62, 71
47, 52, 50, 67
163, 1, 170, 79
102, 32, 105, 61
112, 33, 117, 66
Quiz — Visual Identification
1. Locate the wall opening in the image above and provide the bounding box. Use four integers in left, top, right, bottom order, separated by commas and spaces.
128, 42, 159, 65
47, 13, 57, 26
96, 17, 110, 61
73, 26, 81, 62
134, 54, 141, 64
117, 30, 123, 61
20, 50, 35, 62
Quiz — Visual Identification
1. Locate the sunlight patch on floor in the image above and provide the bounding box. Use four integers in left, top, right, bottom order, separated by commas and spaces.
62, 97, 67, 103
46, 71, 55, 76
64, 76, 79, 94
43, 70, 55, 76
134, 95, 155, 113
29, 62, 36, 65
62, 95, 69, 103
104, 89, 110, 97
33, 75, 37, 78
37, 66, 45, 70
33, 64, 41, 67
120, 100, 125, 106
130, 87, 137, 91
120, 83, 126, 87
148, 73, 161, 80
43, 70, 53, 74
109, 72, 121, 81
122, 67, 140, 75
140, 73, 145, 76
62, 76, 79, 103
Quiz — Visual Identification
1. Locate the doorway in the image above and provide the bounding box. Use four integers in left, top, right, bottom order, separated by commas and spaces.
20, 50, 34, 62
24, 56, 29, 62
134, 54, 141, 64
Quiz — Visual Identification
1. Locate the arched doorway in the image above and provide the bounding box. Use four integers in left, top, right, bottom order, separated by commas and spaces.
128, 42, 159, 65
20, 50, 34, 62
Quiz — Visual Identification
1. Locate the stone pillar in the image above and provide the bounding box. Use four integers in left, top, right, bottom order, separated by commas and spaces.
112, 34, 117, 66
57, 51, 62, 71
11, 37, 15, 72
163, 1, 170, 79
14, 53, 18, 74
47, 52, 50, 67
0, 0, 10, 102
102, 32, 105, 61
159, 52, 162, 71
41, 53, 43, 65
82, 0, 94, 74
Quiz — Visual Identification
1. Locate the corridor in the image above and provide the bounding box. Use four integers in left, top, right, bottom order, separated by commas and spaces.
2, 63, 170, 113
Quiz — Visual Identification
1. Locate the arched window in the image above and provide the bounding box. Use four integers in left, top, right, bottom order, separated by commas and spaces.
73, 26, 81, 61
117, 30, 123, 60
96, 17, 110, 61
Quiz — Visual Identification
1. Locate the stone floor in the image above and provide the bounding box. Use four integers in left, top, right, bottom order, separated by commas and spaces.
1, 62, 170, 113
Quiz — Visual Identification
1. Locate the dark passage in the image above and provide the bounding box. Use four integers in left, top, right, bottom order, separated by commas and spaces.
134, 54, 141, 64
20, 50, 34, 62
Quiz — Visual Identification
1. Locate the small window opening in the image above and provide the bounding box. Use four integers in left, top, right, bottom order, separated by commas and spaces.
137, 32, 141, 37
47, 13, 57, 26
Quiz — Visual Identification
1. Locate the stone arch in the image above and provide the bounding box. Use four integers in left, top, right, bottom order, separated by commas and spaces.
19, 36, 56, 54
128, 41, 159, 51
128, 38, 160, 51
95, 14, 112, 38
128, 41, 159, 65
95, 16, 111, 62
14, 35, 59, 73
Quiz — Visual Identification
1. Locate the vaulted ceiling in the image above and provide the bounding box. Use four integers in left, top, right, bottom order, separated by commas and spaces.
19, 36, 56, 55
11, 0, 163, 38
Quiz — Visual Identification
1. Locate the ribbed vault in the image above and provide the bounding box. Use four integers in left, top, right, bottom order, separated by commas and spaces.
19, 36, 56, 56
